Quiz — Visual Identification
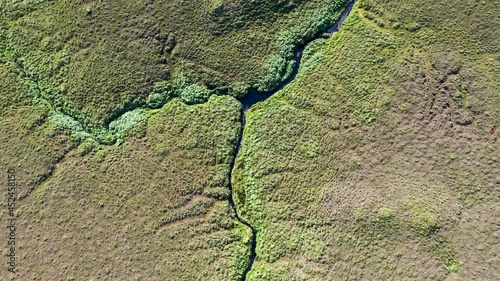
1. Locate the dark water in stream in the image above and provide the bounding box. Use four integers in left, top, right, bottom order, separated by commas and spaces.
228, 1, 357, 280
241, 0, 356, 113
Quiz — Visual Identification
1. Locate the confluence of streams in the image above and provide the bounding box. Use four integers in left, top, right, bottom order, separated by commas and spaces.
227, 1, 357, 280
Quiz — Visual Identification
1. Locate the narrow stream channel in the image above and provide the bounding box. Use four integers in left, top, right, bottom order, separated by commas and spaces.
227, 1, 356, 280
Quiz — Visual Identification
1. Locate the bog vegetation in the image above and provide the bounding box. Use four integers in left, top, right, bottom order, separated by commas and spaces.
1, 0, 349, 134
0, 0, 498, 280
233, 0, 499, 280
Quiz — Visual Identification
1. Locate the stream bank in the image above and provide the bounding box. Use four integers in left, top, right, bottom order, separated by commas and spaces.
227, 1, 357, 280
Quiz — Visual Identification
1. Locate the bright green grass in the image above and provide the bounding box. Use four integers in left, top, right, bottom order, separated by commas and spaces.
233, 0, 499, 279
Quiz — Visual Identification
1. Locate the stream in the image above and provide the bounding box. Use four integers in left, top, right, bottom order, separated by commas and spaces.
227, 1, 357, 280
